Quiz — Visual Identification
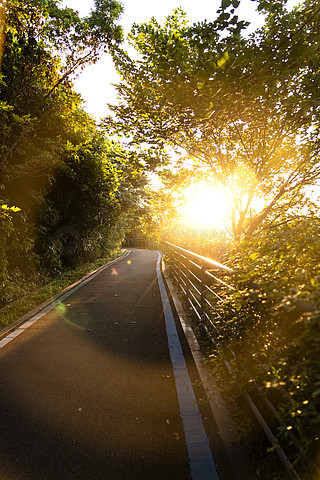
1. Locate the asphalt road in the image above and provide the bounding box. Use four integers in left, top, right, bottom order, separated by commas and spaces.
0, 249, 195, 480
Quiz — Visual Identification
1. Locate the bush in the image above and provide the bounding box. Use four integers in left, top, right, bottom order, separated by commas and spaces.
208, 218, 320, 473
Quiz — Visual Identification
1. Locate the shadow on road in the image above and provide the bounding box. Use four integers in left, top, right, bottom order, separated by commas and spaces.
0, 250, 192, 480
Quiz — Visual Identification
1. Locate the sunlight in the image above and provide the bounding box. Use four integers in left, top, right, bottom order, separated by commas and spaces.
179, 182, 230, 230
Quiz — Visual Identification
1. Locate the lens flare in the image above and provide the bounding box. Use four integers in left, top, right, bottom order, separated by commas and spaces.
54, 302, 87, 331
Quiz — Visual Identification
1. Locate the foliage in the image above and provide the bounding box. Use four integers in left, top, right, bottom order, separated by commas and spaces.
205, 217, 320, 474
0, 0, 152, 311
107, 0, 320, 238
0, 0, 122, 197
36, 135, 149, 271
125, 184, 179, 242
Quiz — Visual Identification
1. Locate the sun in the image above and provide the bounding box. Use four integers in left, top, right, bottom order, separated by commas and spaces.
179, 182, 230, 230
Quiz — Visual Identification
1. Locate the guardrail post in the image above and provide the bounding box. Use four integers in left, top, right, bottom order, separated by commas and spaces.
167, 243, 173, 277
185, 256, 191, 306
176, 250, 182, 290
200, 262, 206, 321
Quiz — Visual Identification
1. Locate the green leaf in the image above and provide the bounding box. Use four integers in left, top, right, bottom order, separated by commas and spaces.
217, 51, 230, 68
221, 0, 232, 9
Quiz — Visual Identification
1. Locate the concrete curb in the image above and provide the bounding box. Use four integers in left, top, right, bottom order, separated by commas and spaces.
156, 254, 219, 480
161, 259, 258, 480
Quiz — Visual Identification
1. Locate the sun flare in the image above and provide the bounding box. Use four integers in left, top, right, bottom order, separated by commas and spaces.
179, 183, 230, 230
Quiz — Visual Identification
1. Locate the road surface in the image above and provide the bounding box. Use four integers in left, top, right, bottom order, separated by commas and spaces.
0, 249, 219, 480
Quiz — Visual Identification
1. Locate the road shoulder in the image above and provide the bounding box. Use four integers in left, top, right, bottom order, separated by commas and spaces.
161, 257, 258, 480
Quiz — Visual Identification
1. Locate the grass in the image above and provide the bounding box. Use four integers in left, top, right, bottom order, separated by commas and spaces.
0, 249, 127, 330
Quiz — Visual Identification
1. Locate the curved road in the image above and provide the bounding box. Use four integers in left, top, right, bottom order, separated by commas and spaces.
0, 249, 218, 480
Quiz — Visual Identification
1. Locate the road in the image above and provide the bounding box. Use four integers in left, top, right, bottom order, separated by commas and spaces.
0, 249, 218, 480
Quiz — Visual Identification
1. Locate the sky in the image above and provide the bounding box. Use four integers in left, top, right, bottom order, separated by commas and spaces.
61, 0, 301, 120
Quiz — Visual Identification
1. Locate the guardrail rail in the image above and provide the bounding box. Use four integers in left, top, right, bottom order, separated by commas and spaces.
124, 237, 159, 249
163, 240, 318, 480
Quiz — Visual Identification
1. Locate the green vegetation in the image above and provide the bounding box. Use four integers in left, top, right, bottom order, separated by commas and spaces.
1, 0, 320, 475
0, 0, 150, 314
108, 0, 320, 238
0, 249, 126, 329
201, 218, 319, 478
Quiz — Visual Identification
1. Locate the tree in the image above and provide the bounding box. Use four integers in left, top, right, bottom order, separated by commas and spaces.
107, 0, 320, 238
36, 135, 149, 271
0, 0, 123, 193
0, 0, 126, 303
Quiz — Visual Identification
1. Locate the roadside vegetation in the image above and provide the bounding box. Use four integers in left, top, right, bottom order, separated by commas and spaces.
203, 218, 320, 479
1, 0, 320, 476
0, 0, 153, 317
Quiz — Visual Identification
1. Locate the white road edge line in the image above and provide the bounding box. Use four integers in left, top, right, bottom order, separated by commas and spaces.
0, 252, 130, 350
156, 252, 219, 480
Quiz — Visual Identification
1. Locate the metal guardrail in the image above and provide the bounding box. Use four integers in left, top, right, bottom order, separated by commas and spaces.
163, 240, 317, 480
125, 238, 317, 478
124, 237, 159, 249
164, 241, 234, 337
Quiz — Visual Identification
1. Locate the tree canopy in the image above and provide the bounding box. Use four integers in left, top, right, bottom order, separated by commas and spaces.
107, 0, 320, 238
0, 0, 152, 306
